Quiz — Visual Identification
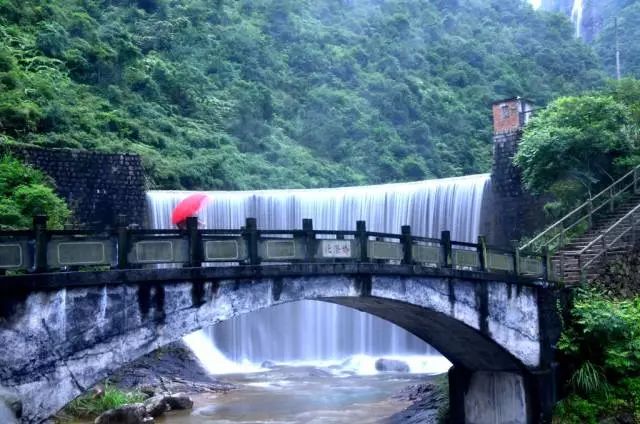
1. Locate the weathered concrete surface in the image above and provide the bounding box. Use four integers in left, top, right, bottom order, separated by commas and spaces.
0, 265, 559, 423
465, 372, 527, 424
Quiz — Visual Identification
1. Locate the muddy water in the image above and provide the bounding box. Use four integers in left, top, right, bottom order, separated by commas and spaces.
157, 365, 438, 424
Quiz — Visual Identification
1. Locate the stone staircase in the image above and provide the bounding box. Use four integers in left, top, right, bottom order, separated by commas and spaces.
520, 165, 640, 284
552, 193, 640, 284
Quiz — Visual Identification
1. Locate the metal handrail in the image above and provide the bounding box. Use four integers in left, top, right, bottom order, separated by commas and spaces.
580, 202, 640, 255
520, 165, 640, 253
579, 203, 640, 279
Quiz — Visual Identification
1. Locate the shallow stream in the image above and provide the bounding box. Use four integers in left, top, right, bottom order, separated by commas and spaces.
157, 362, 442, 424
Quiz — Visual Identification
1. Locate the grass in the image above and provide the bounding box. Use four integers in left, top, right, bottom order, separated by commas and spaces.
59, 383, 146, 420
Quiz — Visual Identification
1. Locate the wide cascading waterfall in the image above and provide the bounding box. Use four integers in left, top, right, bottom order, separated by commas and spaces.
147, 174, 490, 372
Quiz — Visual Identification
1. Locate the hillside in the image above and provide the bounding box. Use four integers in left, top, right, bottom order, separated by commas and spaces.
0, 0, 604, 190
537, 0, 640, 78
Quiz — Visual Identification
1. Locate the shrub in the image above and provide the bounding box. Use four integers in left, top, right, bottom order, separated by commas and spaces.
63, 383, 146, 419
554, 288, 640, 422
0, 155, 71, 229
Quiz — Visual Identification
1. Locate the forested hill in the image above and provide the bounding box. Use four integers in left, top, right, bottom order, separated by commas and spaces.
537, 0, 640, 78
0, 0, 604, 190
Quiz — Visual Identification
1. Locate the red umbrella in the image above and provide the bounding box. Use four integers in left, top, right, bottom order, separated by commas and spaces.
172, 193, 209, 226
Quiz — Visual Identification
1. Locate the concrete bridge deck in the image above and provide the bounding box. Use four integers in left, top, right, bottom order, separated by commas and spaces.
0, 217, 560, 424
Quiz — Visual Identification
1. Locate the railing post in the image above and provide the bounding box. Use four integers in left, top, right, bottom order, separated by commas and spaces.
244, 217, 260, 265
588, 198, 593, 227
33, 215, 48, 273
356, 221, 368, 262
610, 187, 615, 213
635, 167, 639, 194
477, 236, 487, 272
303, 218, 315, 261
186, 216, 202, 268
401, 225, 413, 265
512, 240, 520, 276
117, 214, 128, 269
577, 253, 582, 275
541, 246, 551, 281
559, 222, 565, 249
441, 230, 452, 268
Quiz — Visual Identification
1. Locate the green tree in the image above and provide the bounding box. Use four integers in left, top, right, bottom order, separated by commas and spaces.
0, 156, 71, 229
514, 90, 639, 206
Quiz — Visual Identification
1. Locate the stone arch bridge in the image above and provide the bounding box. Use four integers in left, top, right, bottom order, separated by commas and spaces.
0, 217, 561, 423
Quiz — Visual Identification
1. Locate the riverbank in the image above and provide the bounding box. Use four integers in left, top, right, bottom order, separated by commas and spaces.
55, 342, 234, 423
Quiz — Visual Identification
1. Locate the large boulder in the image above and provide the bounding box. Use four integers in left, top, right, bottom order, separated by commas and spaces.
142, 393, 193, 418
375, 358, 410, 373
143, 395, 170, 418
94, 403, 152, 424
165, 393, 193, 410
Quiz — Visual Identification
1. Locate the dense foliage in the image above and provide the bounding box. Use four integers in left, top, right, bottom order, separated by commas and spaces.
538, 0, 640, 79
0, 155, 70, 229
514, 79, 640, 213
594, 2, 640, 79
0, 0, 604, 190
554, 288, 640, 423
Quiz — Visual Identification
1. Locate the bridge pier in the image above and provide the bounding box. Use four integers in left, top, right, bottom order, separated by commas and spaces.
448, 365, 558, 423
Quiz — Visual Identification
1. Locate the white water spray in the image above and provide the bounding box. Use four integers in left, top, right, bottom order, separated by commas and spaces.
147, 174, 489, 374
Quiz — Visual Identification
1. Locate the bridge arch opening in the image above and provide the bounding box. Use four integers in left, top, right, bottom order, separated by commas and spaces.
185, 299, 451, 375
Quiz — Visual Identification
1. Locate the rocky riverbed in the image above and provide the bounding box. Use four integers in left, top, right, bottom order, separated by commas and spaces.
59, 343, 448, 424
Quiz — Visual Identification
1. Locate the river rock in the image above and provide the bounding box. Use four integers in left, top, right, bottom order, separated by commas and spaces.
94, 403, 152, 424
143, 395, 170, 418
261, 360, 277, 368
165, 393, 193, 410
375, 358, 410, 373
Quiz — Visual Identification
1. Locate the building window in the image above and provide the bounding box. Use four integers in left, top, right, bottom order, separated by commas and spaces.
500, 104, 510, 119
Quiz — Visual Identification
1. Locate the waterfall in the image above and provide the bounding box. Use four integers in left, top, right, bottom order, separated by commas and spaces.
147, 173, 489, 372
529, 0, 584, 38
571, 0, 583, 37
529, 0, 541, 9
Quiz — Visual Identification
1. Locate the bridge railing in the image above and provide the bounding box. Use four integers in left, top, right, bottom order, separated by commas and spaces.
0, 215, 553, 281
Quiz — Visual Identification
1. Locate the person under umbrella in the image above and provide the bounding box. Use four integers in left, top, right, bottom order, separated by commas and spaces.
172, 193, 209, 229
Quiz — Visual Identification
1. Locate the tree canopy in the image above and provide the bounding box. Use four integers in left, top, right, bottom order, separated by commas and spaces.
0, 0, 605, 190
514, 79, 640, 209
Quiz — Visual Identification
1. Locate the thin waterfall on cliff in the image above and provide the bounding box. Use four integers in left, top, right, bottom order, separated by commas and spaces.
147, 174, 490, 373
571, 0, 584, 37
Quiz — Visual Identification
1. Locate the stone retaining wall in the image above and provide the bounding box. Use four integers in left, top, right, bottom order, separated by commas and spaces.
3, 144, 146, 228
